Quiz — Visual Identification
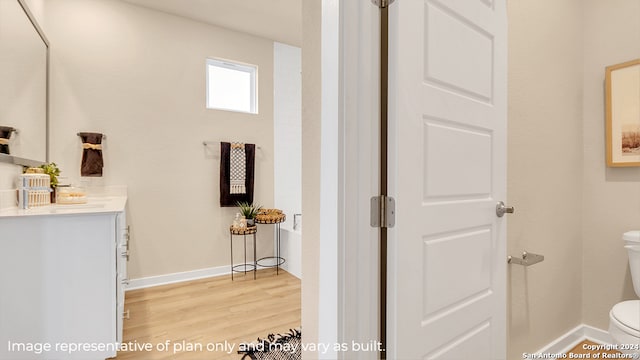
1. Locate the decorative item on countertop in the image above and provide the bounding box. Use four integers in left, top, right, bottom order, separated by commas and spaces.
39, 163, 60, 203
220, 142, 256, 206
0, 126, 16, 155
24, 167, 44, 174
237, 201, 262, 226
78, 132, 104, 177
255, 208, 286, 224
17, 173, 51, 209
56, 186, 87, 205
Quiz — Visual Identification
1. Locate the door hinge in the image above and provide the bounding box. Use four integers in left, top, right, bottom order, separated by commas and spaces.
371, 195, 395, 228
371, 0, 395, 8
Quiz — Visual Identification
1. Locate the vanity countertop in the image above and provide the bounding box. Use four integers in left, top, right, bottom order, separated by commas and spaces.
0, 195, 127, 218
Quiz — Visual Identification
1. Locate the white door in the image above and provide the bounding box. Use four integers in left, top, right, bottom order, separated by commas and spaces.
387, 0, 507, 359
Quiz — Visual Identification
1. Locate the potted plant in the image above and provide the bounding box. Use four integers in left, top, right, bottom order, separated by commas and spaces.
237, 201, 262, 226
40, 163, 60, 203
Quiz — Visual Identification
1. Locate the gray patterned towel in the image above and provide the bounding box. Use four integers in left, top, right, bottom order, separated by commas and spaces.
230, 142, 247, 194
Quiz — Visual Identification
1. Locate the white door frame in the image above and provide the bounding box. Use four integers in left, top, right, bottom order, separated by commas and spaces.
301, 1, 341, 358
317, 0, 340, 357
312, 1, 506, 359
336, 1, 381, 359
303, 1, 379, 359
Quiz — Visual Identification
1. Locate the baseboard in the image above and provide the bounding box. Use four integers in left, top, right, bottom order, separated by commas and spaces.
534, 324, 613, 355
126, 265, 230, 291
582, 324, 613, 345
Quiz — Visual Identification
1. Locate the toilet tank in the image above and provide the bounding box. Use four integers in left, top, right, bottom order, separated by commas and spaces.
623, 231, 640, 297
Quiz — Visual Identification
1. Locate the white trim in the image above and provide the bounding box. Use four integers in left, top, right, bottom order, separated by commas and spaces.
533, 324, 613, 355
317, 0, 341, 359
582, 324, 615, 344
205, 58, 258, 114
304, 1, 371, 358
126, 265, 230, 291
339, 1, 380, 359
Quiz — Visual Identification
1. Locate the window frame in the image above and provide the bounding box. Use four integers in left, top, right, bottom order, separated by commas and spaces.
205, 58, 258, 114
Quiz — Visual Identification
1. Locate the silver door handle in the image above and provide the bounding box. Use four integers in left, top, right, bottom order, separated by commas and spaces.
496, 201, 514, 217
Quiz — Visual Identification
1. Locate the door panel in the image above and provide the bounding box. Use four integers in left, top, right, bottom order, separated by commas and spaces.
424, 119, 492, 199
424, 1, 494, 102
388, 0, 507, 358
423, 227, 492, 316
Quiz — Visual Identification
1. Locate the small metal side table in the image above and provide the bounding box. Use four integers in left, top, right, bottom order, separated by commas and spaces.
255, 213, 286, 275
229, 225, 257, 280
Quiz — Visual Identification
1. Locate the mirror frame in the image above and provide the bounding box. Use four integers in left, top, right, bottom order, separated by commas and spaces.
0, 0, 49, 168
606, 58, 640, 167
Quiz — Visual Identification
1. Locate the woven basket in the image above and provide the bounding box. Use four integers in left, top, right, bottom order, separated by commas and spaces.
230, 225, 257, 235
255, 209, 286, 224
18, 174, 51, 208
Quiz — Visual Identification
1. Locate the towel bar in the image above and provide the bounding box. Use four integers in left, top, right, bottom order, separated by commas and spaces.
203, 141, 261, 150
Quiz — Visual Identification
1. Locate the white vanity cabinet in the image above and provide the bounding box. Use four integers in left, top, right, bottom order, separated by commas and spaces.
0, 198, 128, 360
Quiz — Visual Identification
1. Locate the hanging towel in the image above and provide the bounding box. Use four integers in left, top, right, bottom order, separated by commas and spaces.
0, 126, 14, 155
78, 132, 104, 177
220, 142, 255, 207
229, 142, 247, 194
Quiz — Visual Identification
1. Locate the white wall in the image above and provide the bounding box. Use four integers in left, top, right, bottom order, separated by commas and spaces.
509, 0, 640, 355
582, 0, 640, 330
34, 0, 275, 279
0, 164, 21, 210
0, 163, 21, 191
274, 42, 302, 279
507, 0, 584, 357
274, 42, 302, 230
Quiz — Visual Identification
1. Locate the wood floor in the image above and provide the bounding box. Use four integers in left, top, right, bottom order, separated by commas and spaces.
116, 271, 625, 360
115, 268, 301, 360
566, 340, 623, 358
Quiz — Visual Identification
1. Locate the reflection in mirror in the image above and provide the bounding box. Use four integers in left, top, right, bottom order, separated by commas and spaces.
0, 0, 48, 166
606, 59, 640, 167
0, 126, 17, 155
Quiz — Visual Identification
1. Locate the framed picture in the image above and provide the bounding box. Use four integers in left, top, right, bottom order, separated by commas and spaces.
606, 58, 640, 167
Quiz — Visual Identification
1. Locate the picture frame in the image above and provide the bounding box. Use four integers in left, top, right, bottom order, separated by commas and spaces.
606, 58, 640, 167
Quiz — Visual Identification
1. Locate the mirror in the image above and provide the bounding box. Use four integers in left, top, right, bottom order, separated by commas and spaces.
0, 0, 48, 167
606, 59, 640, 167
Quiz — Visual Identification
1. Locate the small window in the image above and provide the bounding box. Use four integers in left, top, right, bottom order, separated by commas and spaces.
206, 58, 257, 114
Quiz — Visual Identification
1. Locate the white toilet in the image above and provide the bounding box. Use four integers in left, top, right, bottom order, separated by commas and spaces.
609, 231, 640, 351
